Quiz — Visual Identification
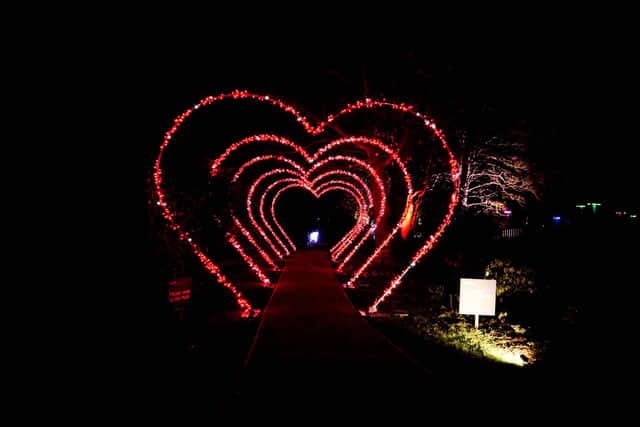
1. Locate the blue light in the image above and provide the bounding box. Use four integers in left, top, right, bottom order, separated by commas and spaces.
308, 231, 319, 244
553, 216, 561, 222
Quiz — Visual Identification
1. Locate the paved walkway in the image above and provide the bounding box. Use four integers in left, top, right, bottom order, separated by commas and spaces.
225, 250, 448, 418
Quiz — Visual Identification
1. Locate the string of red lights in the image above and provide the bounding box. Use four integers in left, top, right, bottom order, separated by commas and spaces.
246, 168, 305, 259
314, 180, 371, 245
230, 213, 278, 270
317, 185, 370, 259
259, 178, 308, 255
226, 232, 272, 287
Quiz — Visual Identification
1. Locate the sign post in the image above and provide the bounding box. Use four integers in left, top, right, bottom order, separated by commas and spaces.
459, 278, 496, 328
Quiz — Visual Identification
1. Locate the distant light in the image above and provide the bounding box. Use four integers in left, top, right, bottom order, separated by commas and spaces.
504, 209, 512, 216
631, 214, 637, 219
553, 216, 561, 222
576, 204, 586, 209
587, 202, 601, 214
309, 231, 319, 244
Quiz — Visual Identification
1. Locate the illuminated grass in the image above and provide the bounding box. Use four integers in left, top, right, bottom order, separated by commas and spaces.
411, 311, 540, 366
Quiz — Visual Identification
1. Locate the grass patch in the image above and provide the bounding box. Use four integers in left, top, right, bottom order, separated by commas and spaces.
404, 309, 543, 366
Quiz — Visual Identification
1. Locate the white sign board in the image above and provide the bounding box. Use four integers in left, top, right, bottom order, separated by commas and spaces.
459, 278, 496, 316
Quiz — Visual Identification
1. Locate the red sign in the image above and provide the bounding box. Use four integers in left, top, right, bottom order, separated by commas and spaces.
169, 277, 192, 304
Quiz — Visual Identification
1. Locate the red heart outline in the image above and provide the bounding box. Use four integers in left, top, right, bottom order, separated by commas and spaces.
255, 177, 371, 261
228, 175, 371, 278
153, 90, 460, 317
226, 138, 394, 274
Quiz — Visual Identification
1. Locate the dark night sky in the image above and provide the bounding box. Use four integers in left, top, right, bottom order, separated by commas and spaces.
129, 28, 637, 213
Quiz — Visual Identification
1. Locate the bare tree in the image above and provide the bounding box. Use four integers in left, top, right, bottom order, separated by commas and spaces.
432, 133, 541, 216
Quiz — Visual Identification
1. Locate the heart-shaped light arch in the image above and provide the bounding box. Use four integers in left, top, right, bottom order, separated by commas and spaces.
231, 155, 376, 257
262, 177, 371, 257
231, 176, 370, 289
153, 90, 460, 317
243, 156, 388, 264
230, 148, 380, 261
268, 181, 370, 258
240, 168, 374, 282
310, 179, 372, 257
231, 165, 375, 281
221, 135, 414, 273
